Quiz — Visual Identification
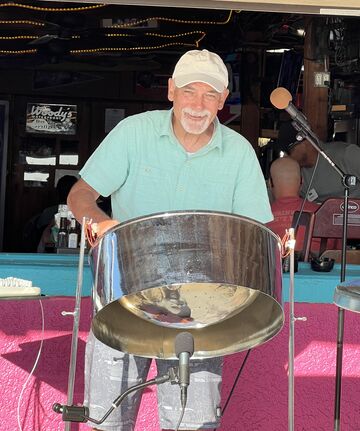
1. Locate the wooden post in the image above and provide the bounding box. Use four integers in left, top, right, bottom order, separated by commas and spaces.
240, 49, 263, 154
303, 17, 329, 141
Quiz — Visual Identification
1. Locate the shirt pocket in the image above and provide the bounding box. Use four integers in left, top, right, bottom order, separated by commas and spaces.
196, 174, 235, 210
131, 163, 170, 198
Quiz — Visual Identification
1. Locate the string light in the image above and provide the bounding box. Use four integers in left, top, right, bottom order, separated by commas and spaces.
144, 31, 206, 39
104, 30, 206, 39
0, 35, 36, 40
70, 40, 200, 55
0, 20, 44, 26
0, 3, 106, 12
0, 7, 238, 56
106, 10, 234, 28
0, 48, 37, 54
103, 33, 135, 38
70, 30, 207, 54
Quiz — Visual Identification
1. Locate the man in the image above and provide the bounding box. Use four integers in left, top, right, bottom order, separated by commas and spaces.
68, 49, 273, 431
277, 121, 360, 203
267, 156, 322, 254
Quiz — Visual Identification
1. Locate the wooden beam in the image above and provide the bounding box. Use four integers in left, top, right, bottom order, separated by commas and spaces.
240, 49, 262, 153
303, 17, 328, 141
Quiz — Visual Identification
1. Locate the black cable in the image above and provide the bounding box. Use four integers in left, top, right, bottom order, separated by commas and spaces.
212, 349, 251, 431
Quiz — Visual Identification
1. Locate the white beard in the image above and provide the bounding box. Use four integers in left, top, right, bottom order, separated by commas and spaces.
180, 108, 212, 135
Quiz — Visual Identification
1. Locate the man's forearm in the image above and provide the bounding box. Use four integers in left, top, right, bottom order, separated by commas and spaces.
67, 187, 110, 225
67, 179, 120, 237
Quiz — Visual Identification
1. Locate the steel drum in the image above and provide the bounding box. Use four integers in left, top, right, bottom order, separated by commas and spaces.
334, 279, 360, 313
90, 211, 284, 359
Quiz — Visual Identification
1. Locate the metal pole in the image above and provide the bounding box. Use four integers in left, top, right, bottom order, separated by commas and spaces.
63, 217, 87, 431
334, 308, 345, 431
287, 228, 307, 431
334, 188, 349, 431
288, 229, 295, 431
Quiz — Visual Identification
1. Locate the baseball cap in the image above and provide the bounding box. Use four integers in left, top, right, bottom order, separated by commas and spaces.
172, 49, 228, 93
277, 121, 304, 153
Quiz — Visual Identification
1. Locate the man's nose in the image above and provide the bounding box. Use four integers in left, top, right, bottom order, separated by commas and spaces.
191, 94, 205, 109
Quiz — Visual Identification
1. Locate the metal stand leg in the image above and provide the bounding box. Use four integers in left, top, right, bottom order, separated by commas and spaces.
61, 218, 87, 431
288, 240, 295, 431
334, 188, 350, 431
334, 307, 345, 431
287, 228, 307, 431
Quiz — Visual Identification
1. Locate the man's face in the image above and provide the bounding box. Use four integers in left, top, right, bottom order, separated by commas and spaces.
168, 79, 229, 135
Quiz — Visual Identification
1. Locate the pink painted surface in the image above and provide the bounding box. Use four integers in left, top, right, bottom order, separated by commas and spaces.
1, 298, 360, 431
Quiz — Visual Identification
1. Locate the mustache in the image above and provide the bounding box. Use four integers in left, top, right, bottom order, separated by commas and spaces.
182, 108, 211, 118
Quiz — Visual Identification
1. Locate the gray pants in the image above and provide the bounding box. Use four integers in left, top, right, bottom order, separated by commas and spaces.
84, 331, 223, 430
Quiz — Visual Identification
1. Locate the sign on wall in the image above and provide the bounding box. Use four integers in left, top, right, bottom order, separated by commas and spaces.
26, 103, 77, 135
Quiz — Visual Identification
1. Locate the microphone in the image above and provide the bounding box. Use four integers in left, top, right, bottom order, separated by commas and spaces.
175, 332, 194, 408
270, 87, 311, 133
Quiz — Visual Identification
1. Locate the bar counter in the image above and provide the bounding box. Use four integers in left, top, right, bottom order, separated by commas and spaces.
1, 253, 360, 430
0, 252, 93, 296
1, 253, 359, 300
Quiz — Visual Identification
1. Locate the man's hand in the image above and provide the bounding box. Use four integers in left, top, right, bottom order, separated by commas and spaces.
91, 219, 120, 238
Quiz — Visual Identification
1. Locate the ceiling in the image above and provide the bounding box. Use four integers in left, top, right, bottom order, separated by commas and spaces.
0, 1, 359, 77
0, 1, 307, 70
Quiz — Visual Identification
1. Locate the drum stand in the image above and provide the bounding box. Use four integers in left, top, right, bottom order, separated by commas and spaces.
287, 228, 307, 431
58, 218, 87, 431
288, 123, 356, 431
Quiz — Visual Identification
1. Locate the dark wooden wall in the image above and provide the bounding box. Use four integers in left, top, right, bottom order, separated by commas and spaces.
1, 68, 170, 252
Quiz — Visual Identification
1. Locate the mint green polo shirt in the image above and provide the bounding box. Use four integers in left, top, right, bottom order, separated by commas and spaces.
80, 109, 273, 224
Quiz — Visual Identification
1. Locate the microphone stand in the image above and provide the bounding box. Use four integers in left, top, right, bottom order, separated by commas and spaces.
54, 332, 194, 429
290, 119, 357, 431
53, 367, 179, 425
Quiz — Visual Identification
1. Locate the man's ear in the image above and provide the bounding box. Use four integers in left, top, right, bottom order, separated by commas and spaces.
168, 78, 175, 102
218, 89, 230, 110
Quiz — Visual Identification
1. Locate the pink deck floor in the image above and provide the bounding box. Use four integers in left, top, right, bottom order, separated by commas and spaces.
1, 297, 360, 431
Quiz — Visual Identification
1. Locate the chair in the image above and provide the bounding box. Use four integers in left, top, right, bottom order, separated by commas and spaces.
291, 210, 315, 262
311, 198, 360, 256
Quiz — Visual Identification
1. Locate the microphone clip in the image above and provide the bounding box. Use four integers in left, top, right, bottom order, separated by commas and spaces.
53, 403, 89, 423
166, 366, 180, 386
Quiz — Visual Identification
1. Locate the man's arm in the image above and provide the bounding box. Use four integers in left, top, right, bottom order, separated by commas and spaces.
67, 178, 119, 236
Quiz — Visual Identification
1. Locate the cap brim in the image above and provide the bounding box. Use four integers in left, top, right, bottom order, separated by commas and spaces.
174, 73, 225, 93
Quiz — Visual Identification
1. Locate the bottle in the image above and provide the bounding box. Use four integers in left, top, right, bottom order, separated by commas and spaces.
57, 210, 68, 249
68, 217, 78, 248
